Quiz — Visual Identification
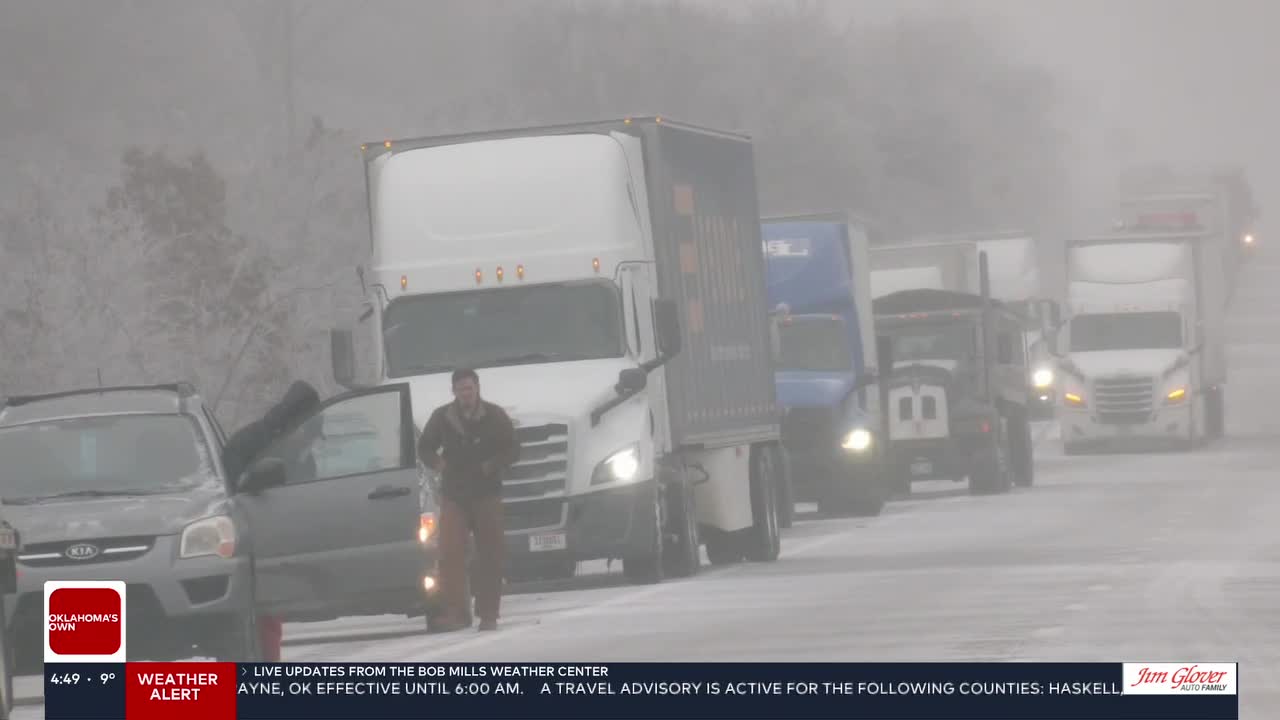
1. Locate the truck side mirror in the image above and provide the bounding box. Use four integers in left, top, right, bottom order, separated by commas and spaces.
331, 328, 356, 388
616, 367, 648, 393
654, 299, 683, 358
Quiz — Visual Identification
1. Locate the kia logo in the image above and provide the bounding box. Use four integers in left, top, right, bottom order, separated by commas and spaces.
64, 543, 100, 561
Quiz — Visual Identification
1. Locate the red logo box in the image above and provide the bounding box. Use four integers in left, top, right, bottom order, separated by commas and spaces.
126, 662, 237, 720
43, 580, 127, 662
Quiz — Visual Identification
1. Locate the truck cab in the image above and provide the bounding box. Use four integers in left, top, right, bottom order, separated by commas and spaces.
1053, 231, 1226, 453
762, 214, 887, 518
333, 118, 784, 586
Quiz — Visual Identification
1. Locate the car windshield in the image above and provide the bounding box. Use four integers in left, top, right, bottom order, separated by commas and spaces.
382, 281, 626, 377
777, 318, 852, 372
0, 414, 213, 503
1069, 312, 1183, 352
889, 322, 978, 364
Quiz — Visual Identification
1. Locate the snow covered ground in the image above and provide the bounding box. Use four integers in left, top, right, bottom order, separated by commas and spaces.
15, 244, 1280, 718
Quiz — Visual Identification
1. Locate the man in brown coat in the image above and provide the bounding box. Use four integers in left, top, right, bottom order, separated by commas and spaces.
417, 368, 519, 632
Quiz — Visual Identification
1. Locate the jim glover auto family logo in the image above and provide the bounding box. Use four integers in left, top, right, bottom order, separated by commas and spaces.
43, 580, 128, 662
1122, 663, 1238, 694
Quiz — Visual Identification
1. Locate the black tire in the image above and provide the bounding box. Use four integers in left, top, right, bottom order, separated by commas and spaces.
622, 489, 664, 584
775, 448, 795, 529
744, 444, 782, 563
1009, 408, 1035, 488
968, 425, 1013, 496
663, 479, 701, 578
1207, 388, 1225, 439
0, 602, 11, 720
211, 609, 261, 662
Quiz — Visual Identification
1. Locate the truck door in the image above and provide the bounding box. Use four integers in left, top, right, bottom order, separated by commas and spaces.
238, 383, 421, 616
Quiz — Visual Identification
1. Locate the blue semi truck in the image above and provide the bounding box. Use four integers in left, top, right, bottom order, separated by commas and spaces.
762, 212, 890, 519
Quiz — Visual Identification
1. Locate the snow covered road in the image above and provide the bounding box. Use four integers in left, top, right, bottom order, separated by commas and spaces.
15, 247, 1280, 718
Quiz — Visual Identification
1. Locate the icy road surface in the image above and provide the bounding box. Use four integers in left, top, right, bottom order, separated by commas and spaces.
14, 245, 1280, 718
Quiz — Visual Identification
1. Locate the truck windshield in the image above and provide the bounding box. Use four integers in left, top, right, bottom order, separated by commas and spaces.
889, 322, 978, 364
383, 281, 625, 377
0, 414, 212, 503
777, 319, 852, 372
1069, 312, 1183, 352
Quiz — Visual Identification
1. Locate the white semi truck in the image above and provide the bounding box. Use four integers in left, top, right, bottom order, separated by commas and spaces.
1052, 229, 1228, 453
331, 117, 785, 587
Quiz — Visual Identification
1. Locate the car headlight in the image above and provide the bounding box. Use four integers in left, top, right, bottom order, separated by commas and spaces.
1032, 367, 1054, 388
179, 516, 237, 559
841, 428, 873, 452
590, 445, 641, 485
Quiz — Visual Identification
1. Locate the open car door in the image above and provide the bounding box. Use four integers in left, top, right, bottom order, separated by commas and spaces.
237, 383, 426, 619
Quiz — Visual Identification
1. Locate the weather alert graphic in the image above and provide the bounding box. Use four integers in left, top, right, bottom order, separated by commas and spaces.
44, 580, 128, 662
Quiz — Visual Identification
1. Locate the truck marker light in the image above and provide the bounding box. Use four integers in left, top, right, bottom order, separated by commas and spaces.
400, 275, 408, 290
475, 268, 482, 284
1166, 387, 1187, 402
655, 116, 663, 123
592, 257, 600, 273
384, 140, 392, 148
418, 513, 437, 543
496, 266, 504, 282
516, 264, 525, 279
360, 144, 367, 151
1064, 392, 1085, 406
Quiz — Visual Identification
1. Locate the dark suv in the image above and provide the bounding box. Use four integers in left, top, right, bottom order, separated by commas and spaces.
1, 381, 437, 669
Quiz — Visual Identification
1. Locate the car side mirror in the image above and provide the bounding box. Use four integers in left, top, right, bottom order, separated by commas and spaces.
331, 329, 356, 388
616, 367, 648, 394
654, 299, 683, 358
239, 456, 287, 494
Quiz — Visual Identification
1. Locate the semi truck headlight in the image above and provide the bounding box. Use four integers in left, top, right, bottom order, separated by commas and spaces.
591, 445, 641, 485
1064, 392, 1086, 408
841, 428, 873, 452
1165, 387, 1187, 403
180, 516, 237, 559
1032, 368, 1054, 388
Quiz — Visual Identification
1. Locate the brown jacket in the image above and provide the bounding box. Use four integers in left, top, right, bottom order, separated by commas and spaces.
417, 400, 519, 502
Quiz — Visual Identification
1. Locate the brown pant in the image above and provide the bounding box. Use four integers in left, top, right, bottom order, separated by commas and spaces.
437, 494, 504, 623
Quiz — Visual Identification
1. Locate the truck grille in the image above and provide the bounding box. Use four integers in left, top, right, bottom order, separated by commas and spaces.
1094, 376, 1154, 424
504, 422, 569, 502
782, 408, 836, 453
504, 498, 565, 532
18, 535, 155, 567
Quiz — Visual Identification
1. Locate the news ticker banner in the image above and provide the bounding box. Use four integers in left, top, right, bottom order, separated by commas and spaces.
43, 661, 1239, 720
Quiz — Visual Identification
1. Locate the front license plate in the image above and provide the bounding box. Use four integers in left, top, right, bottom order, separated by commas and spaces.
529, 532, 567, 552
910, 460, 933, 476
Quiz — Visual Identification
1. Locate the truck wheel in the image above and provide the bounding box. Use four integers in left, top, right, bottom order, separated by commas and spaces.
1207, 388, 1225, 439
744, 444, 782, 563
1009, 408, 1035, 487
622, 492, 664, 584
663, 480, 701, 578
775, 447, 795, 529
969, 428, 1013, 495
1, 601, 11, 720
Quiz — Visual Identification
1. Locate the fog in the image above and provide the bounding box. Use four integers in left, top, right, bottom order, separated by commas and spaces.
0, 0, 1270, 425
